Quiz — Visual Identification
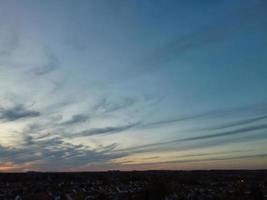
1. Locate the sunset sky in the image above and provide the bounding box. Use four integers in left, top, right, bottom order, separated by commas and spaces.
0, 0, 267, 172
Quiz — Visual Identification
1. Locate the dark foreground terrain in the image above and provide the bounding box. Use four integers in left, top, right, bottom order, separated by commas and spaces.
0, 170, 266, 200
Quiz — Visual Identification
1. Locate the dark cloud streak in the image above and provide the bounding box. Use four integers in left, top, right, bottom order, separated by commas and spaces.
94, 97, 137, 113
175, 124, 267, 142
117, 124, 267, 154
62, 114, 89, 125
140, 102, 267, 128
198, 115, 267, 132
0, 104, 40, 122
69, 123, 139, 138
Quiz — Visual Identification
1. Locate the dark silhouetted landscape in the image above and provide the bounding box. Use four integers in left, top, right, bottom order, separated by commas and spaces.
0, 170, 267, 200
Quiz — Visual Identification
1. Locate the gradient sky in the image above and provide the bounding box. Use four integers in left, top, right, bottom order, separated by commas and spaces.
0, 0, 267, 172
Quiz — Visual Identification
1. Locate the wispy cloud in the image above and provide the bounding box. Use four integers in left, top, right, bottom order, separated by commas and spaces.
198, 115, 267, 132
116, 105, 267, 154
124, 153, 267, 167
61, 114, 89, 125
175, 124, 267, 143
69, 123, 139, 138
94, 97, 137, 113
0, 23, 59, 77
119, 131, 267, 158
140, 102, 267, 128
31, 51, 59, 76
0, 104, 40, 122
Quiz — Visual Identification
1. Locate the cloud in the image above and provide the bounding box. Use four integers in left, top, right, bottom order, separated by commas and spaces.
0, 104, 40, 122
173, 150, 250, 159
108, 102, 267, 155
117, 123, 267, 155
0, 138, 127, 171
116, 149, 253, 165
0, 23, 59, 77
31, 51, 59, 76
69, 123, 139, 138
198, 115, 267, 132
94, 97, 137, 113
96, 143, 120, 153
23, 135, 34, 145
174, 124, 267, 143
62, 114, 89, 125
141, 102, 267, 128
124, 153, 267, 167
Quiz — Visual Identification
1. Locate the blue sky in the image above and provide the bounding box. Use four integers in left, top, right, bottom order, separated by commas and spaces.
0, 0, 267, 171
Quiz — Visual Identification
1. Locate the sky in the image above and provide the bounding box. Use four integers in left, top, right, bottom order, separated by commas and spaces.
0, 0, 267, 172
